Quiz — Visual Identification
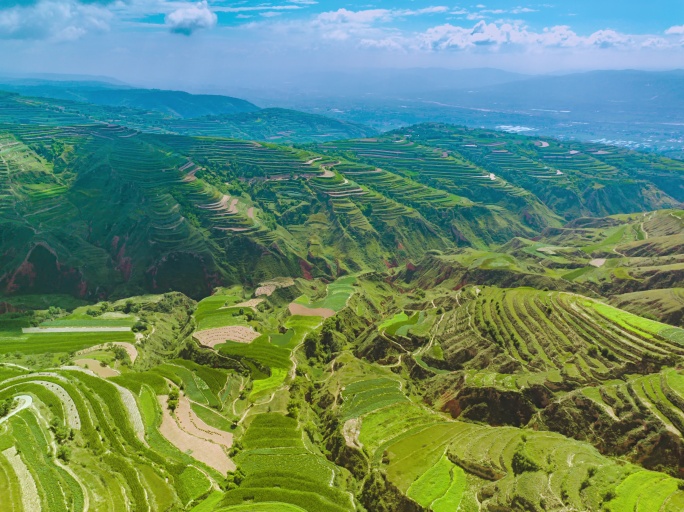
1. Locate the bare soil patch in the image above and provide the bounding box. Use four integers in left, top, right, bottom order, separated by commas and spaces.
231, 298, 264, 309
198, 195, 230, 212
113, 382, 146, 442
255, 277, 295, 297
342, 418, 363, 450
74, 359, 120, 378
288, 303, 335, 318
175, 396, 233, 448
194, 326, 260, 348
255, 284, 276, 297
2, 446, 41, 512
535, 141, 550, 148
590, 258, 607, 268
158, 396, 235, 473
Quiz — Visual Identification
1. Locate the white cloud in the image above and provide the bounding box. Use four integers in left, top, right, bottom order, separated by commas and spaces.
511, 7, 537, 14
316, 9, 392, 25
586, 29, 631, 48
357, 20, 651, 53
642, 37, 669, 48
665, 25, 684, 35
165, 1, 216, 35
538, 25, 582, 47
0, 0, 111, 41
315, 6, 448, 25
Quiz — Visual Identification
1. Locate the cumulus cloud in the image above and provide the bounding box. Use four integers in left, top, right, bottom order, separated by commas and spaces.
313, 6, 449, 41
165, 1, 216, 36
586, 29, 631, 48
665, 25, 684, 35
315, 6, 448, 25
0, 0, 111, 41
360, 20, 649, 53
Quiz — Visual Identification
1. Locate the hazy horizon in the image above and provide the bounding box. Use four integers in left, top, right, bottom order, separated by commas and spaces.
0, 1, 682, 92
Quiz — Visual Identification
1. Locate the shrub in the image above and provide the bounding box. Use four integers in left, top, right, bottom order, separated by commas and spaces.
602, 489, 617, 502
512, 444, 540, 475
56, 445, 71, 463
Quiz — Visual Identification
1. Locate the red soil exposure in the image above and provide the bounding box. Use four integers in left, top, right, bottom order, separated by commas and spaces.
453, 281, 467, 292
5, 243, 77, 294
443, 398, 463, 418
146, 262, 160, 290
115, 243, 133, 282
383, 259, 398, 269
5, 260, 36, 293
299, 259, 313, 280
111, 235, 120, 251
406, 261, 417, 272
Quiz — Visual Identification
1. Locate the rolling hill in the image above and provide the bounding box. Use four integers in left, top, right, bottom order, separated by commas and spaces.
1, 90, 684, 512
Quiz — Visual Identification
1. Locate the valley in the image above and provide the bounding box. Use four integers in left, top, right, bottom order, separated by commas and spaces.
0, 88, 684, 511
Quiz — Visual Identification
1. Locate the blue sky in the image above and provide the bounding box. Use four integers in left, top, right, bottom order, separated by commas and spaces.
0, 1, 682, 89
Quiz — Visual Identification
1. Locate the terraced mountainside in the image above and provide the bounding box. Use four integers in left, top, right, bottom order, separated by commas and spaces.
0, 91, 376, 143
2, 92, 684, 511
2, 259, 684, 510
1, 107, 683, 299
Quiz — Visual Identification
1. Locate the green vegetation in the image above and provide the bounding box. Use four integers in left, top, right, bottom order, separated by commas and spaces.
2, 92, 684, 511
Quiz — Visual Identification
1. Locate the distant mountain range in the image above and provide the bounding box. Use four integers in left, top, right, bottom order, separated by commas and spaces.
0, 79, 259, 119
1, 69, 682, 155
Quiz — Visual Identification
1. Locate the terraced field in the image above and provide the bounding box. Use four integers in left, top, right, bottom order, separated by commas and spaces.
0, 366, 225, 511
324, 349, 684, 511
3, 90, 684, 512
429, 287, 684, 383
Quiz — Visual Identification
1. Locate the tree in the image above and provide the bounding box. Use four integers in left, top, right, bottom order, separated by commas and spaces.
168, 386, 180, 411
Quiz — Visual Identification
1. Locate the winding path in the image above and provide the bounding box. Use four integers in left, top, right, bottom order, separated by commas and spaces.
0, 395, 32, 425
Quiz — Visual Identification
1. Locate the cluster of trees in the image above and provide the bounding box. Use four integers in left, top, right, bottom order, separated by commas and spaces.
49, 417, 75, 463
304, 318, 345, 362
0, 398, 15, 418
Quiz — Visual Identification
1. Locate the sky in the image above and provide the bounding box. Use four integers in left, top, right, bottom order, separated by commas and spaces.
0, 1, 682, 90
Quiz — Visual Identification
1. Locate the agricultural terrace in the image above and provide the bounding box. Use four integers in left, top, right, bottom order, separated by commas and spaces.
0, 327, 135, 356
291, 275, 356, 317
400, 124, 683, 219
326, 351, 684, 511
433, 286, 684, 383
0, 366, 230, 511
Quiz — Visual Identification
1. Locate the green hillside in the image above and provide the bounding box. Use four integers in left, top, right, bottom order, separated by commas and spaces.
2, 92, 684, 512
